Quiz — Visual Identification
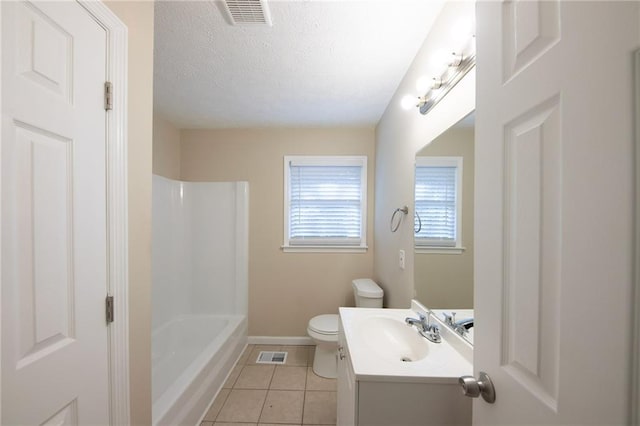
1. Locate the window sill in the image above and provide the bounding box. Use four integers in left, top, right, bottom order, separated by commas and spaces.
415, 246, 465, 255
282, 245, 368, 253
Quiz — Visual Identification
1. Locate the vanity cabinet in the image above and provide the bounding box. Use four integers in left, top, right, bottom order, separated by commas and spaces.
337, 322, 356, 425
337, 315, 471, 426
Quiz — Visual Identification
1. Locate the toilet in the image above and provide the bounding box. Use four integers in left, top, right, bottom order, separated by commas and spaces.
307, 278, 383, 378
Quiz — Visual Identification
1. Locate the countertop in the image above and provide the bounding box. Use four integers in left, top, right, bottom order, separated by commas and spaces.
339, 307, 473, 384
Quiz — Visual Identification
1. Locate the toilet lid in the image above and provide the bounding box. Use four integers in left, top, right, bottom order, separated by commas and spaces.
308, 314, 339, 335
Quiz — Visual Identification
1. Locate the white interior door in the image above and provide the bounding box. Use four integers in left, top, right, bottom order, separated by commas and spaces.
474, 1, 638, 424
1, 1, 110, 424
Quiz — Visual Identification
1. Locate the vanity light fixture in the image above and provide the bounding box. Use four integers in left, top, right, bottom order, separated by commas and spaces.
401, 31, 476, 115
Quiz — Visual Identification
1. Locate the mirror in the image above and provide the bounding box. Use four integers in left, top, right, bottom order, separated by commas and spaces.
414, 111, 475, 344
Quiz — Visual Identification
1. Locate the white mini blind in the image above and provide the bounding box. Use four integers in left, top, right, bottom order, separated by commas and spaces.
285, 156, 366, 248
415, 157, 461, 247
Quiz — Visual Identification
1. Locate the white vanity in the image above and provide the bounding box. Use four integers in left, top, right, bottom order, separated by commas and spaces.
337, 303, 473, 426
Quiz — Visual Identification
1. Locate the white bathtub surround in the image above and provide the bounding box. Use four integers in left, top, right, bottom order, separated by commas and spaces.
153, 315, 247, 425
152, 176, 249, 425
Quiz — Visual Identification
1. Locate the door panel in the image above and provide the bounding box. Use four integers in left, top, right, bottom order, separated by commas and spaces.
16, 2, 73, 102
502, 0, 560, 81
2, 1, 109, 424
502, 95, 562, 411
475, 1, 638, 424
15, 123, 75, 365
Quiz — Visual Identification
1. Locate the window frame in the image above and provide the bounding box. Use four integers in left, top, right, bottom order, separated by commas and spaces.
414, 156, 464, 254
283, 155, 368, 253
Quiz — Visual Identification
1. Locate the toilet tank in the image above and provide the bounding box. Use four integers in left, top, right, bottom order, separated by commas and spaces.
352, 278, 383, 308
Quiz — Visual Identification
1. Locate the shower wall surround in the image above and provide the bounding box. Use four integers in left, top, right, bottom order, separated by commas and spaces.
152, 175, 248, 327
151, 175, 248, 425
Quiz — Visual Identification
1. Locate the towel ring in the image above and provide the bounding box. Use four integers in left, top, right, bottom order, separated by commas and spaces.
390, 206, 409, 233
414, 211, 422, 234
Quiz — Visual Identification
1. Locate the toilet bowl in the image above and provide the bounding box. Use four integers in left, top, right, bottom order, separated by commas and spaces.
306, 314, 339, 378
307, 278, 383, 378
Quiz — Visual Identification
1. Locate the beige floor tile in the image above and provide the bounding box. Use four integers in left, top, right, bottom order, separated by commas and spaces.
270, 366, 307, 390
222, 364, 243, 389
281, 346, 310, 366
259, 390, 304, 424
305, 368, 337, 391
200, 422, 214, 426
303, 391, 337, 425
234, 365, 275, 389
238, 344, 256, 364
259, 424, 302, 426
203, 388, 230, 421
308, 347, 315, 366
249, 345, 283, 364
214, 423, 256, 426
216, 389, 267, 423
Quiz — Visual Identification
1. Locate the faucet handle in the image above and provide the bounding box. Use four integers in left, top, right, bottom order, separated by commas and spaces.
443, 311, 456, 326
418, 312, 427, 321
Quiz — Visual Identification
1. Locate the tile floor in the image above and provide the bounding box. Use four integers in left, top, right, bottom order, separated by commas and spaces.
201, 344, 337, 426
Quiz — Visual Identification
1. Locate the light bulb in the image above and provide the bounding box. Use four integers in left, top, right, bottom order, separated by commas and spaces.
452, 17, 475, 46
448, 52, 463, 67
416, 76, 431, 93
429, 49, 449, 70
401, 94, 417, 110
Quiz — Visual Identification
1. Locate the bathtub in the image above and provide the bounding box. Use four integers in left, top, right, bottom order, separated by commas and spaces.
152, 314, 247, 426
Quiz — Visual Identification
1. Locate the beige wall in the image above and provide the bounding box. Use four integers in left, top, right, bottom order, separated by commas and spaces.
180, 128, 375, 336
414, 127, 474, 308
153, 113, 181, 179
374, 2, 475, 308
104, 2, 154, 425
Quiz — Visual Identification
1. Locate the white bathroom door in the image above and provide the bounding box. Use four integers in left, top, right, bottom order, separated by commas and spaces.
1, 1, 111, 424
474, 1, 638, 424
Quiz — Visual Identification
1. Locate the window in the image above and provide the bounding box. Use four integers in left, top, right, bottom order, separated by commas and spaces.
414, 156, 463, 253
283, 156, 367, 252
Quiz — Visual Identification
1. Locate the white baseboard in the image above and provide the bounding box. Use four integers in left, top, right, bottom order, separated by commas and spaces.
248, 336, 314, 345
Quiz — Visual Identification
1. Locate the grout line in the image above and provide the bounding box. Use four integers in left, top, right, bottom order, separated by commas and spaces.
302, 359, 310, 425
256, 388, 270, 425
267, 363, 276, 389
211, 386, 232, 423
255, 364, 276, 423
301, 387, 307, 425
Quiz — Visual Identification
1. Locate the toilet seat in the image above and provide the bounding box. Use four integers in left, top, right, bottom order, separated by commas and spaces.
308, 314, 338, 335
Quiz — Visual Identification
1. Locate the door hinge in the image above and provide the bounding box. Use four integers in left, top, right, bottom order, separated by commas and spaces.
104, 81, 113, 111
106, 295, 114, 324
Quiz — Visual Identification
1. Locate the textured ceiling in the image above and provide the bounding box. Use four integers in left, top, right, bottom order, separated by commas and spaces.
153, 0, 445, 128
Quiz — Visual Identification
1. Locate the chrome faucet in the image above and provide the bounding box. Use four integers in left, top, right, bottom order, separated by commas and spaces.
405, 312, 428, 328
442, 311, 474, 337
442, 311, 455, 326
405, 312, 441, 343
453, 318, 474, 337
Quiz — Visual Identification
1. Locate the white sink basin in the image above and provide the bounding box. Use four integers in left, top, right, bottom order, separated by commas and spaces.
355, 316, 429, 363
339, 307, 473, 382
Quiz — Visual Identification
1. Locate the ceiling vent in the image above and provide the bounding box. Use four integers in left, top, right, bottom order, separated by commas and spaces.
222, 0, 272, 26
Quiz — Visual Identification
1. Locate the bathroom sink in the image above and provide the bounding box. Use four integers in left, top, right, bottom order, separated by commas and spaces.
355, 316, 430, 363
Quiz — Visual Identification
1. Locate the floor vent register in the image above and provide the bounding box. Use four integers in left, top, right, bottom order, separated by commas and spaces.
256, 351, 288, 364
